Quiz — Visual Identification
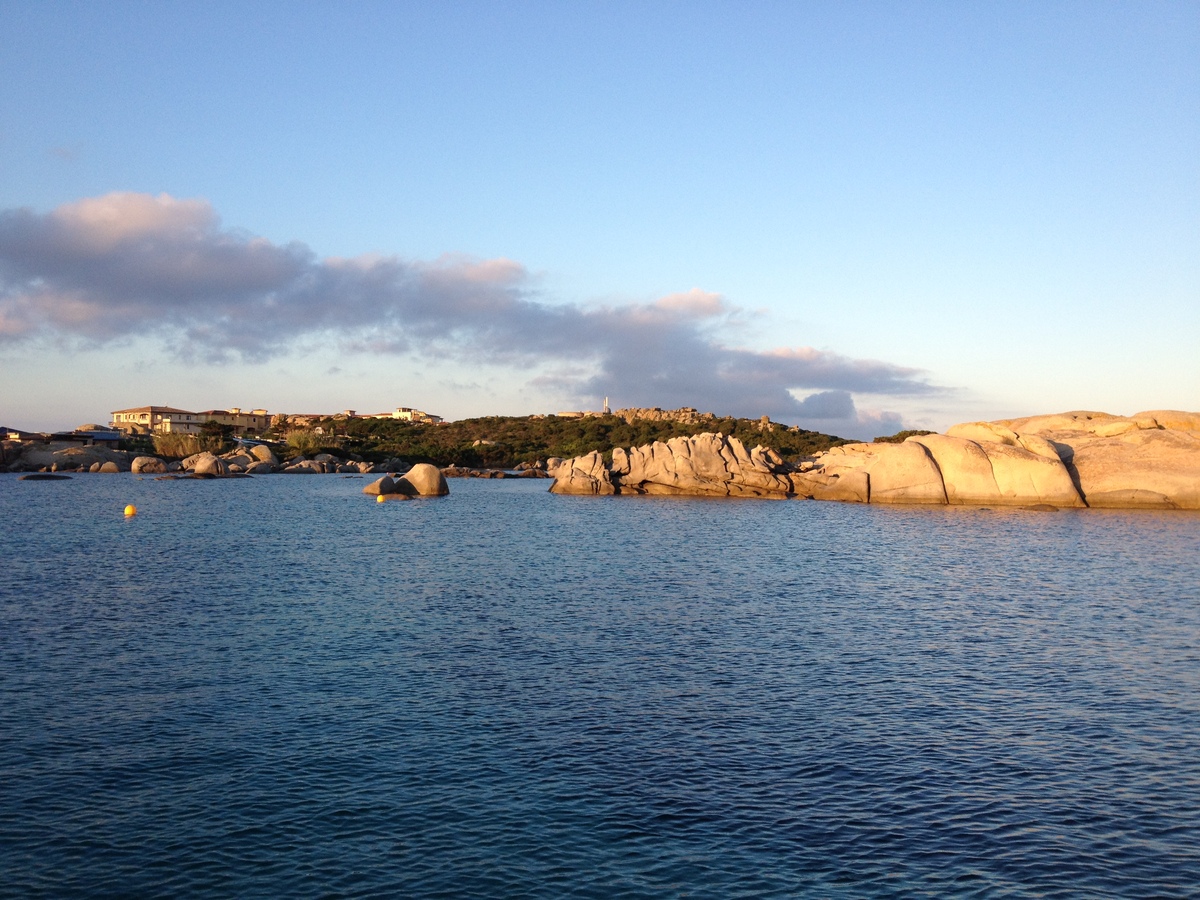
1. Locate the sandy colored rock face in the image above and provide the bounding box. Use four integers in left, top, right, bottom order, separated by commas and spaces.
181, 452, 208, 470
363, 475, 396, 495
859, 442, 946, 504
283, 460, 322, 474
548, 409, 1198, 510
1132, 410, 1200, 436
789, 470, 869, 503
250, 444, 279, 465
1069, 428, 1200, 509
549, 451, 616, 495
551, 434, 793, 498
984, 442, 1085, 507
807, 442, 946, 504
9, 443, 131, 472
945, 422, 1021, 447
910, 434, 1084, 508
397, 463, 450, 496
192, 454, 229, 477
131, 456, 168, 475
974, 411, 1200, 509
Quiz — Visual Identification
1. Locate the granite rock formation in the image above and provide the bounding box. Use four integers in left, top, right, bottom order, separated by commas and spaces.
131, 456, 168, 474
364, 464, 448, 497
550, 434, 792, 498
4, 442, 133, 472
395, 463, 450, 496
548, 410, 1200, 510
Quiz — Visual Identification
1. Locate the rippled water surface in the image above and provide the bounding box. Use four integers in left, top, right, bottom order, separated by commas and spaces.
2, 473, 1198, 898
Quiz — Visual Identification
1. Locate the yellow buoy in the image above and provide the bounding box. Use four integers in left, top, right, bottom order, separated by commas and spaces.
124, 504, 137, 517
376, 494, 386, 503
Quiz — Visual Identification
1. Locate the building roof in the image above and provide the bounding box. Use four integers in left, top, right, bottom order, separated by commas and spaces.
2, 426, 45, 440
110, 405, 196, 415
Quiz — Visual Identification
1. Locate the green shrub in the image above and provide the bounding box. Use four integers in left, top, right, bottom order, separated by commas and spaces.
285, 430, 325, 457
152, 433, 201, 459
874, 429, 935, 444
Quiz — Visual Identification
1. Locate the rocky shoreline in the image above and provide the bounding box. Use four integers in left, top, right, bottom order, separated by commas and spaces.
1, 439, 555, 482
8, 409, 1198, 510
548, 410, 1200, 510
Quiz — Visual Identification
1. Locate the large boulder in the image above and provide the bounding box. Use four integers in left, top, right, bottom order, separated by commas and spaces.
131, 456, 168, 475
1068, 428, 1200, 509
909, 433, 1084, 507
1133, 410, 1200, 437
614, 434, 792, 497
193, 454, 230, 477
549, 450, 616, 495
546, 411, 1199, 509
249, 444, 279, 465
283, 460, 323, 474
363, 475, 397, 495
551, 434, 792, 497
181, 451, 208, 470
984, 410, 1200, 509
11, 442, 131, 472
395, 463, 450, 496
789, 469, 870, 503
220, 451, 257, 469
806, 442, 946, 504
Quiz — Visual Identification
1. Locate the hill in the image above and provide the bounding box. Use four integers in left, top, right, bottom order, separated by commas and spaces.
296, 413, 850, 469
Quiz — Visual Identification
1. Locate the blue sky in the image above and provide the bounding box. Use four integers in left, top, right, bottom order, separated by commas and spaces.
1, 1, 1196, 438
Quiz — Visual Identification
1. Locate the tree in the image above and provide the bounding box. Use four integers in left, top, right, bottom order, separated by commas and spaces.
199, 419, 235, 453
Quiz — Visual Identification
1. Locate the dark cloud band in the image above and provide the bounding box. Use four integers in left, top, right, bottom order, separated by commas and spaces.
0, 192, 934, 424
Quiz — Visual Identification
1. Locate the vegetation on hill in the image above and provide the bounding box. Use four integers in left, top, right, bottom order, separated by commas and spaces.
278, 414, 851, 469
873, 429, 935, 444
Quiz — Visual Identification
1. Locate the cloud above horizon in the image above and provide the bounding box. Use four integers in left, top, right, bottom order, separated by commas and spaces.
0, 192, 934, 428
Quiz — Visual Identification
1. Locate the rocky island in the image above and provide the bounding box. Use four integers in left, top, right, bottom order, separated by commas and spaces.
549, 410, 1200, 510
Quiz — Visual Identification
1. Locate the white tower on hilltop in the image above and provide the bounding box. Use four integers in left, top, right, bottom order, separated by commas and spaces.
603, 396, 610, 415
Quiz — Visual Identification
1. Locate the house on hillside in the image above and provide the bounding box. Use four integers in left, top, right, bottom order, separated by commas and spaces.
194, 408, 271, 436
1, 426, 45, 442
50, 429, 122, 446
284, 410, 358, 428
111, 406, 271, 436
362, 407, 444, 424
111, 406, 201, 435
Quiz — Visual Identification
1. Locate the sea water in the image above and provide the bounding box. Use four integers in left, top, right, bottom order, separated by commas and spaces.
1, 473, 1198, 898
